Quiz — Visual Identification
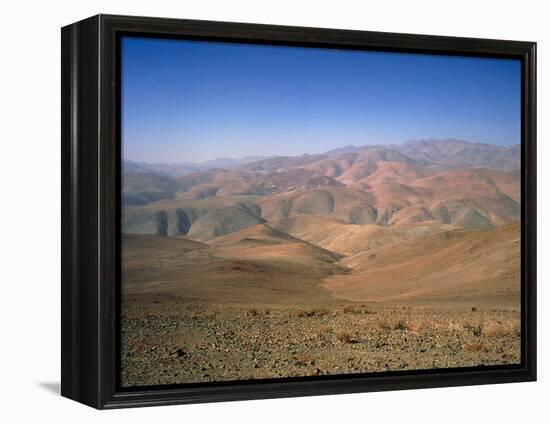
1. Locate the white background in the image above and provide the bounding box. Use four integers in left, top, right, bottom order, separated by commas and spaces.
0, 0, 546, 422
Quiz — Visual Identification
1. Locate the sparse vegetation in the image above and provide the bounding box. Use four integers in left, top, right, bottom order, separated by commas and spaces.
483, 320, 512, 338
336, 330, 353, 343
376, 317, 392, 330
123, 300, 521, 386
189, 311, 216, 320
296, 308, 329, 317
464, 321, 483, 337
343, 305, 372, 314
464, 342, 486, 352
394, 320, 409, 331
294, 353, 313, 366
312, 308, 329, 316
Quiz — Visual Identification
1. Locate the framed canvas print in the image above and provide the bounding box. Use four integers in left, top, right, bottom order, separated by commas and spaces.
61, 14, 536, 409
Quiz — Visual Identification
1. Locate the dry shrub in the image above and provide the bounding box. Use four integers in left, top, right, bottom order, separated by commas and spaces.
393, 320, 409, 331
464, 342, 486, 352
336, 330, 353, 343
190, 312, 216, 320
295, 353, 313, 365
471, 306, 478, 312
248, 308, 259, 317
311, 308, 329, 316
344, 305, 371, 314
483, 321, 512, 338
447, 320, 463, 332
408, 320, 425, 333
511, 321, 521, 337
317, 326, 332, 339
464, 321, 483, 337
376, 317, 392, 331
297, 308, 328, 317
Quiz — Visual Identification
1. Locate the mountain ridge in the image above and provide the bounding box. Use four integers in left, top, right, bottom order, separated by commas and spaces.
122, 139, 520, 241
124, 139, 519, 178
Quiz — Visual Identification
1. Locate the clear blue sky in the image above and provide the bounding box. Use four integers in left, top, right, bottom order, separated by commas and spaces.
121, 36, 521, 163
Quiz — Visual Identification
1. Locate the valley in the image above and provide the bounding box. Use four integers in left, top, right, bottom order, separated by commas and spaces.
121, 139, 522, 386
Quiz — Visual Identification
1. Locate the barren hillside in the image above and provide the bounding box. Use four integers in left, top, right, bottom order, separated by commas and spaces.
322, 223, 520, 305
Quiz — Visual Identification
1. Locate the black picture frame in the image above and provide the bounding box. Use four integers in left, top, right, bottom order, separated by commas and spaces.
61, 14, 537, 409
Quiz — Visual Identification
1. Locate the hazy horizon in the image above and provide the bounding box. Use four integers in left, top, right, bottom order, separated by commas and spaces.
123, 138, 520, 165
122, 37, 521, 163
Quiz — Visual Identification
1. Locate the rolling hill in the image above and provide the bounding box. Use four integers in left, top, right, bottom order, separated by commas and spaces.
122, 226, 345, 305
122, 139, 520, 237
321, 223, 520, 305
122, 138, 521, 307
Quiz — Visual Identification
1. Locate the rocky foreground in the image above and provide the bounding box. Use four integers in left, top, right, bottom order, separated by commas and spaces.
121, 301, 520, 387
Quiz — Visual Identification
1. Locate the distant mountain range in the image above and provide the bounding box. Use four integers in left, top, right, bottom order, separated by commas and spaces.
124, 139, 519, 178
122, 138, 520, 245
325, 139, 520, 171
123, 156, 273, 177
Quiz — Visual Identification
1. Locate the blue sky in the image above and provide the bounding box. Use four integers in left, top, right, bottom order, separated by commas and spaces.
121, 36, 521, 163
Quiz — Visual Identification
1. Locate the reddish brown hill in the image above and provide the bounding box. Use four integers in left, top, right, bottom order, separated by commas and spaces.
299, 153, 359, 178
259, 186, 377, 225
207, 223, 343, 266
122, 227, 344, 306
410, 168, 520, 228
271, 214, 454, 256
321, 223, 520, 305
122, 144, 520, 239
